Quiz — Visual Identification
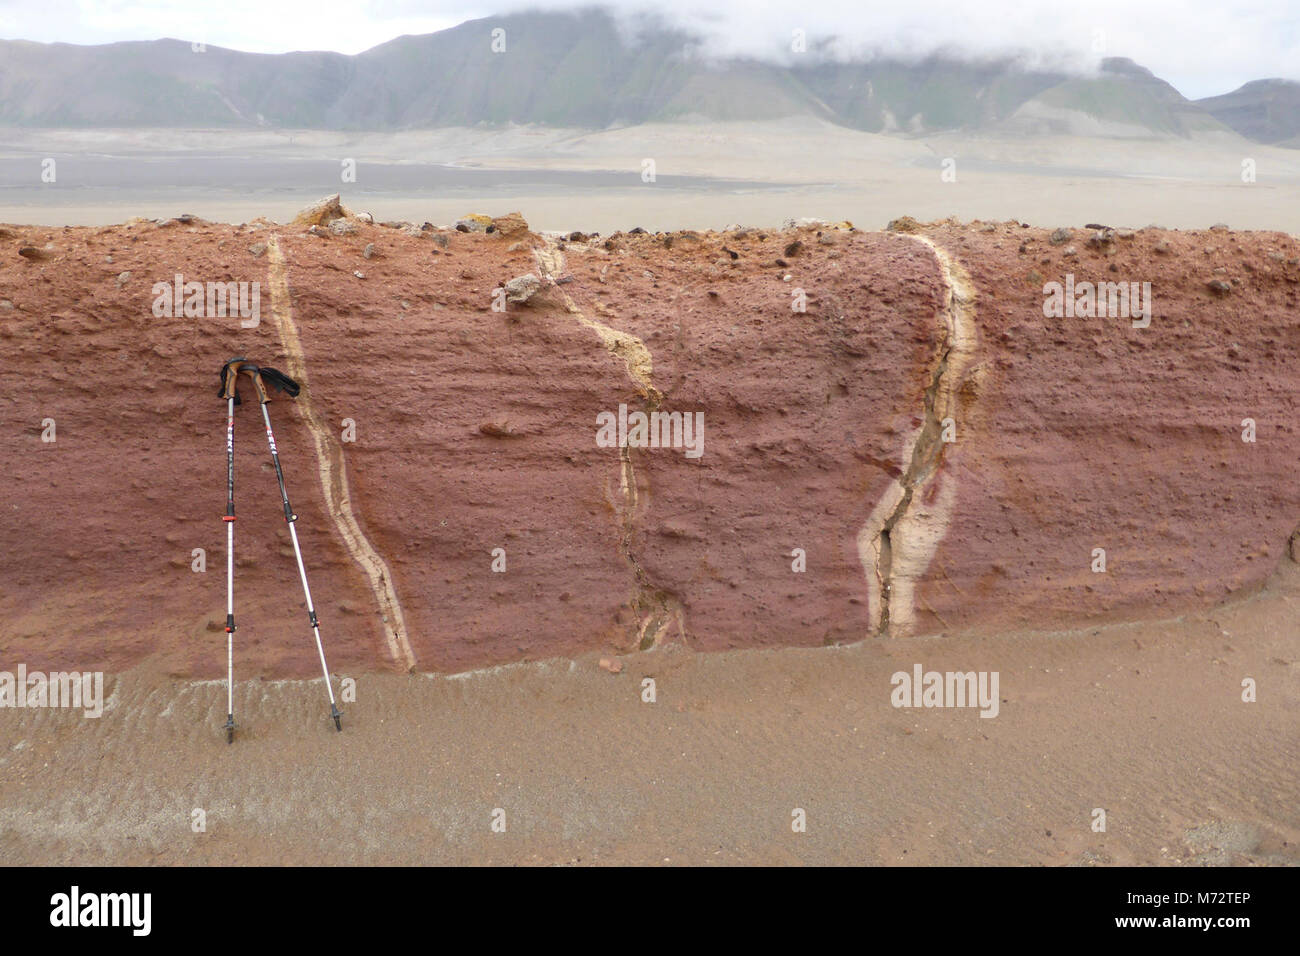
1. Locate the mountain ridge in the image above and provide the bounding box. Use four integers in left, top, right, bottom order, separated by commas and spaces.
0, 9, 1294, 144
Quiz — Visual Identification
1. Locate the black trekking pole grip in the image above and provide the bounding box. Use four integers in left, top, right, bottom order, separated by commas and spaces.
219, 357, 249, 404
241, 365, 301, 404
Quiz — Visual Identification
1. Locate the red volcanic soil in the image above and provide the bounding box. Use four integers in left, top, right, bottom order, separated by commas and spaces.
1, 214, 1298, 678
912, 219, 1300, 636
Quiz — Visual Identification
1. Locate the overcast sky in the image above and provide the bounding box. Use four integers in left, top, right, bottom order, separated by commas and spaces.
0, 0, 1296, 99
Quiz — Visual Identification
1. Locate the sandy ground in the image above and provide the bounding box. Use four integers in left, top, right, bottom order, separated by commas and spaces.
2, 121, 1298, 233
2, 557, 1295, 866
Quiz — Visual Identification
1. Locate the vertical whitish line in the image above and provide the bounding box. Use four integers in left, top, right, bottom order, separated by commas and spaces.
857, 234, 978, 636
265, 236, 416, 670
534, 237, 682, 647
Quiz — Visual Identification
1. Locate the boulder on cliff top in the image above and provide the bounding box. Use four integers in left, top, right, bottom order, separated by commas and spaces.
886, 216, 922, 234
292, 194, 352, 227
491, 212, 530, 238
504, 273, 543, 303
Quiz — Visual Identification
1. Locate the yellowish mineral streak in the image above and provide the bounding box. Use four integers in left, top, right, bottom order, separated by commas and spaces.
857, 235, 978, 636
533, 242, 660, 404
534, 239, 682, 648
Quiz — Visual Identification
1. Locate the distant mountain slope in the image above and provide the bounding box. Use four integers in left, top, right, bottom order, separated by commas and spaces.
0, 37, 353, 127
0, 8, 1276, 140
1197, 79, 1300, 146
787, 56, 1071, 133
1003, 58, 1231, 137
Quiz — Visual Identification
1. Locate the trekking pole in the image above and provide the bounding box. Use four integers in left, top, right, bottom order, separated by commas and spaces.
217, 357, 249, 744
242, 364, 343, 732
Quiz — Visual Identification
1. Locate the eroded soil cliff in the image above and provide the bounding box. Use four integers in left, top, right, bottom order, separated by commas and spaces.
1, 215, 1297, 676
